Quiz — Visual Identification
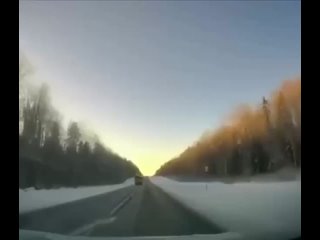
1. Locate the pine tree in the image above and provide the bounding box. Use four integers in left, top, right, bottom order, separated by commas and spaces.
66, 122, 81, 152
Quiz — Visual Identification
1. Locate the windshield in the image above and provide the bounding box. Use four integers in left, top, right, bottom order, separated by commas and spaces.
19, 1, 301, 240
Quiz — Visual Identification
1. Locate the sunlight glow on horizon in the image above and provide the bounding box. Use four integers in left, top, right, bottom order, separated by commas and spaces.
20, 47, 200, 176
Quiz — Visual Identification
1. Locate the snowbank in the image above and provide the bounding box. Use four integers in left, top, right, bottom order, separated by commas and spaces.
170, 167, 301, 183
151, 177, 300, 239
19, 178, 134, 214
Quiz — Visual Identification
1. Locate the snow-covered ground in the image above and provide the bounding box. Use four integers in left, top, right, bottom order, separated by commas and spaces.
151, 175, 301, 239
169, 167, 301, 183
19, 178, 134, 214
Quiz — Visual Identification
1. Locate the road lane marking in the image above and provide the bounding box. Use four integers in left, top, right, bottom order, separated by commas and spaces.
70, 191, 135, 236
69, 216, 116, 236
110, 192, 134, 217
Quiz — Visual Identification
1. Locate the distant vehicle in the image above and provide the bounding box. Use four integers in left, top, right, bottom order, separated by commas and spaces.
134, 174, 143, 186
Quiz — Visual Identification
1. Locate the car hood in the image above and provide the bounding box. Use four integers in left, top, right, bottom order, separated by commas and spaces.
19, 230, 243, 240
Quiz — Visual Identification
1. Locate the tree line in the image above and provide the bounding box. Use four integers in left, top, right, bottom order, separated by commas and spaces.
19, 55, 140, 189
156, 78, 301, 177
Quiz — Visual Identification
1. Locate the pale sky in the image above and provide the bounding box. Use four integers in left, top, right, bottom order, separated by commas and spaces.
19, 1, 301, 175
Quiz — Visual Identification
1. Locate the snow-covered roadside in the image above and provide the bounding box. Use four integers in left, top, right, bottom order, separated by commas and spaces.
19, 178, 134, 214
169, 167, 301, 183
151, 176, 300, 239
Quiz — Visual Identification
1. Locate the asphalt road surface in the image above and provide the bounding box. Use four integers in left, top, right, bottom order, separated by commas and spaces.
19, 178, 223, 237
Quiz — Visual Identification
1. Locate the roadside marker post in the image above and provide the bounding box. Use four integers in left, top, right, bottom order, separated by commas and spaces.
204, 166, 209, 191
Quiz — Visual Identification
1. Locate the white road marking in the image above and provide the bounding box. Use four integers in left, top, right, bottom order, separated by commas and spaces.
70, 191, 135, 236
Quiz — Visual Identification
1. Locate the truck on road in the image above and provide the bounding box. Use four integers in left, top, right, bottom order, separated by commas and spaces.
134, 174, 143, 186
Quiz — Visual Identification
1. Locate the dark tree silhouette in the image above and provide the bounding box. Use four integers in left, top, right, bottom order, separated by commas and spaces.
19, 58, 141, 189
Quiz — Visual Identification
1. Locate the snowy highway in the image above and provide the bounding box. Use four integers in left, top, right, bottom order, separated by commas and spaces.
19, 178, 223, 237
19, 174, 300, 240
